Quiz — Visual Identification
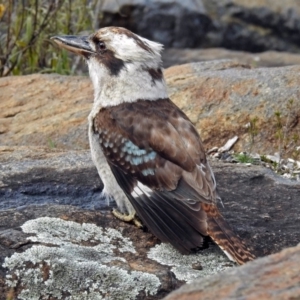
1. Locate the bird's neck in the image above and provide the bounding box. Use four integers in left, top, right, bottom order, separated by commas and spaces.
88, 60, 168, 111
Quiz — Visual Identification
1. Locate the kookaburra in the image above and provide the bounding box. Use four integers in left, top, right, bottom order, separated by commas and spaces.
52, 27, 255, 265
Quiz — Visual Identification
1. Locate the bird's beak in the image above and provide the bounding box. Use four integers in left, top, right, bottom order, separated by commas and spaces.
51, 35, 94, 57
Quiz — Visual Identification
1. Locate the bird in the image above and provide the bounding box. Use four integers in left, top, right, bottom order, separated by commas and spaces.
51, 27, 255, 265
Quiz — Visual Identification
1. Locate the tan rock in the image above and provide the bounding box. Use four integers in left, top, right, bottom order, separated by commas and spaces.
164, 243, 300, 300
165, 60, 300, 156
0, 74, 92, 149
1, 61, 300, 157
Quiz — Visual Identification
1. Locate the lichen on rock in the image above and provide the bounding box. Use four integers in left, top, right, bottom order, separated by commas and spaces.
3, 217, 160, 299
147, 243, 234, 283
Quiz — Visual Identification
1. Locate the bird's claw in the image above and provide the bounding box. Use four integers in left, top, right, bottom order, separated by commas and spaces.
112, 209, 143, 228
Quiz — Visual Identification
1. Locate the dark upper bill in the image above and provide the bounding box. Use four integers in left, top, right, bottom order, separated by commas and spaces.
51, 35, 93, 57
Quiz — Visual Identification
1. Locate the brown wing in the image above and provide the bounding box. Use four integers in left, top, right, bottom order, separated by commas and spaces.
94, 98, 217, 202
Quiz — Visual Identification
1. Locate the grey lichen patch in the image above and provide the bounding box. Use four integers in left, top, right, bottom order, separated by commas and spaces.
3, 217, 160, 300
147, 243, 234, 283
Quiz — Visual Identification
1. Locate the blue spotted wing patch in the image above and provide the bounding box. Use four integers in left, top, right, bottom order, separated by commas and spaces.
122, 140, 156, 171
97, 127, 161, 186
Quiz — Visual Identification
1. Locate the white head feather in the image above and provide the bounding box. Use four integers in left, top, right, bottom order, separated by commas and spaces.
86, 27, 168, 112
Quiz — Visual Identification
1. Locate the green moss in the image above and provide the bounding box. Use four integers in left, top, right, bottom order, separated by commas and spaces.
234, 153, 255, 164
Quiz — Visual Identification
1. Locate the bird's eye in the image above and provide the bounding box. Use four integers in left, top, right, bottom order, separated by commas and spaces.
98, 41, 106, 51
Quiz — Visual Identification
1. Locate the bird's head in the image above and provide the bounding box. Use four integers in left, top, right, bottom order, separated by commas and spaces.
52, 27, 168, 106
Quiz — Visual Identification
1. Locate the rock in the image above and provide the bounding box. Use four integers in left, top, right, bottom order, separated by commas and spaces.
215, 150, 300, 181
201, 0, 300, 52
0, 148, 212, 299
1, 61, 300, 157
265, 153, 281, 164
1, 144, 300, 299
0, 147, 236, 299
164, 61, 300, 157
0, 146, 104, 211
98, 0, 211, 48
0, 207, 235, 300
211, 158, 300, 257
1, 147, 300, 298
218, 136, 239, 153
162, 48, 300, 68
207, 146, 218, 154
164, 243, 300, 300
0, 74, 92, 149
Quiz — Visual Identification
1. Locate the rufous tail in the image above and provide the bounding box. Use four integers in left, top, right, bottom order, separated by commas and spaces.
202, 203, 255, 265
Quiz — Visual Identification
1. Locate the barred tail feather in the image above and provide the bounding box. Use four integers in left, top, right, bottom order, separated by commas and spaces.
202, 203, 255, 265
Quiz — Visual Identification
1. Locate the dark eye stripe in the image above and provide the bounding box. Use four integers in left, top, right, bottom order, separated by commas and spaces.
92, 36, 99, 44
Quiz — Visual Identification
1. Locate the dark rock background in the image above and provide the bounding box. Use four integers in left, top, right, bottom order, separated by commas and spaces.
99, 0, 211, 48
99, 0, 300, 51
98, 0, 300, 67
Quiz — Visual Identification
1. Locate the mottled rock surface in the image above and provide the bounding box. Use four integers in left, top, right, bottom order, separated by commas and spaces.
0, 147, 233, 299
164, 243, 300, 300
0, 147, 300, 298
1, 61, 300, 157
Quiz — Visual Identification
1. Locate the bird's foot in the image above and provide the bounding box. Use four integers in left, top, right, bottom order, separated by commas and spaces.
112, 209, 143, 228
